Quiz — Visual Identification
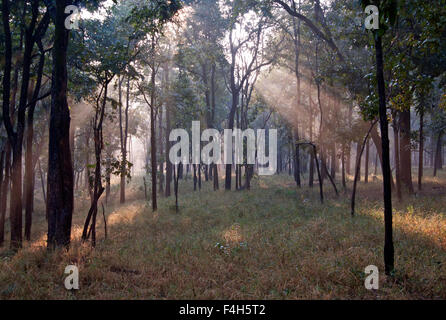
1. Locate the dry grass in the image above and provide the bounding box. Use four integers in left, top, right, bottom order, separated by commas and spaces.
0, 170, 445, 299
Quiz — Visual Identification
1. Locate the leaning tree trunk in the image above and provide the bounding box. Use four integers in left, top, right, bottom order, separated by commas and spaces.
351, 121, 377, 216
82, 81, 109, 247
364, 139, 369, 184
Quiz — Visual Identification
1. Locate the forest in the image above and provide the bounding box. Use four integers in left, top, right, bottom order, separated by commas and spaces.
0, 0, 445, 300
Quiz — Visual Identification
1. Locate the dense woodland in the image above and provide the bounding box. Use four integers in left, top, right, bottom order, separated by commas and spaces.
0, 0, 445, 299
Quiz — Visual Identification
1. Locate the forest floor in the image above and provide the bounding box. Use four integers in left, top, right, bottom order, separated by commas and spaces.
0, 170, 445, 299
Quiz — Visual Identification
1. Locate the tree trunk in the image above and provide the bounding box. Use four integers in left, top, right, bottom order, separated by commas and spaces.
375, 35, 394, 275
82, 81, 109, 246
355, 142, 361, 182
105, 156, 111, 204
165, 70, 172, 197
225, 91, 238, 190
213, 164, 219, 191
193, 164, 197, 191
38, 159, 47, 207
352, 121, 377, 216
0, 147, 8, 247
158, 105, 164, 195
24, 43, 47, 241
6, 0, 40, 249
399, 110, 414, 193
291, 3, 302, 188
417, 108, 423, 191
119, 76, 130, 204
150, 36, 157, 211
364, 138, 370, 184
47, 0, 74, 249
393, 122, 402, 200
433, 132, 443, 177
294, 130, 301, 187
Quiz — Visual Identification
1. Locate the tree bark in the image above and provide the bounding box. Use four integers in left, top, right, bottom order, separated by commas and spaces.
399, 110, 414, 193
375, 35, 394, 275
393, 121, 402, 200
418, 109, 424, 190
47, 0, 74, 249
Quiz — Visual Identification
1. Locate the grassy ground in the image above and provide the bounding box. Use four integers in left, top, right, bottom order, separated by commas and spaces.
0, 170, 445, 299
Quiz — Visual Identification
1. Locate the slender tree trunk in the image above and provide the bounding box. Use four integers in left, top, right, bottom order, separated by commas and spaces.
399, 110, 414, 193
213, 164, 219, 191
105, 155, 111, 204
313, 146, 323, 204
25, 46, 46, 241
6, 0, 40, 249
38, 159, 46, 207
375, 35, 394, 275
294, 129, 301, 187
119, 76, 129, 204
165, 69, 172, 197
393, 122, 402, 200
193, 164, 197, 191
158, 105, 164, 194
355, 142, 361, 182
82, 81, 109, 246
173, 165, 179, 212
225, 91, 238, 190
309, 114, 314, 188
433, 132, 443, 177
352, 121, 377, 216
150, 36, 157, 211
364, 138, 370, 184
291, 2, 302, 188
198, 164, 202, 191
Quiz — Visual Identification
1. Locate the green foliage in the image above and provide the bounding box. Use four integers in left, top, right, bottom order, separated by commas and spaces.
126, 0, 183, 36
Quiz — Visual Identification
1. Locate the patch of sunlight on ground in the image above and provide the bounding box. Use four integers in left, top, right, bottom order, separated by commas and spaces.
107, 201, 145, 226
223, 223, 243, 244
